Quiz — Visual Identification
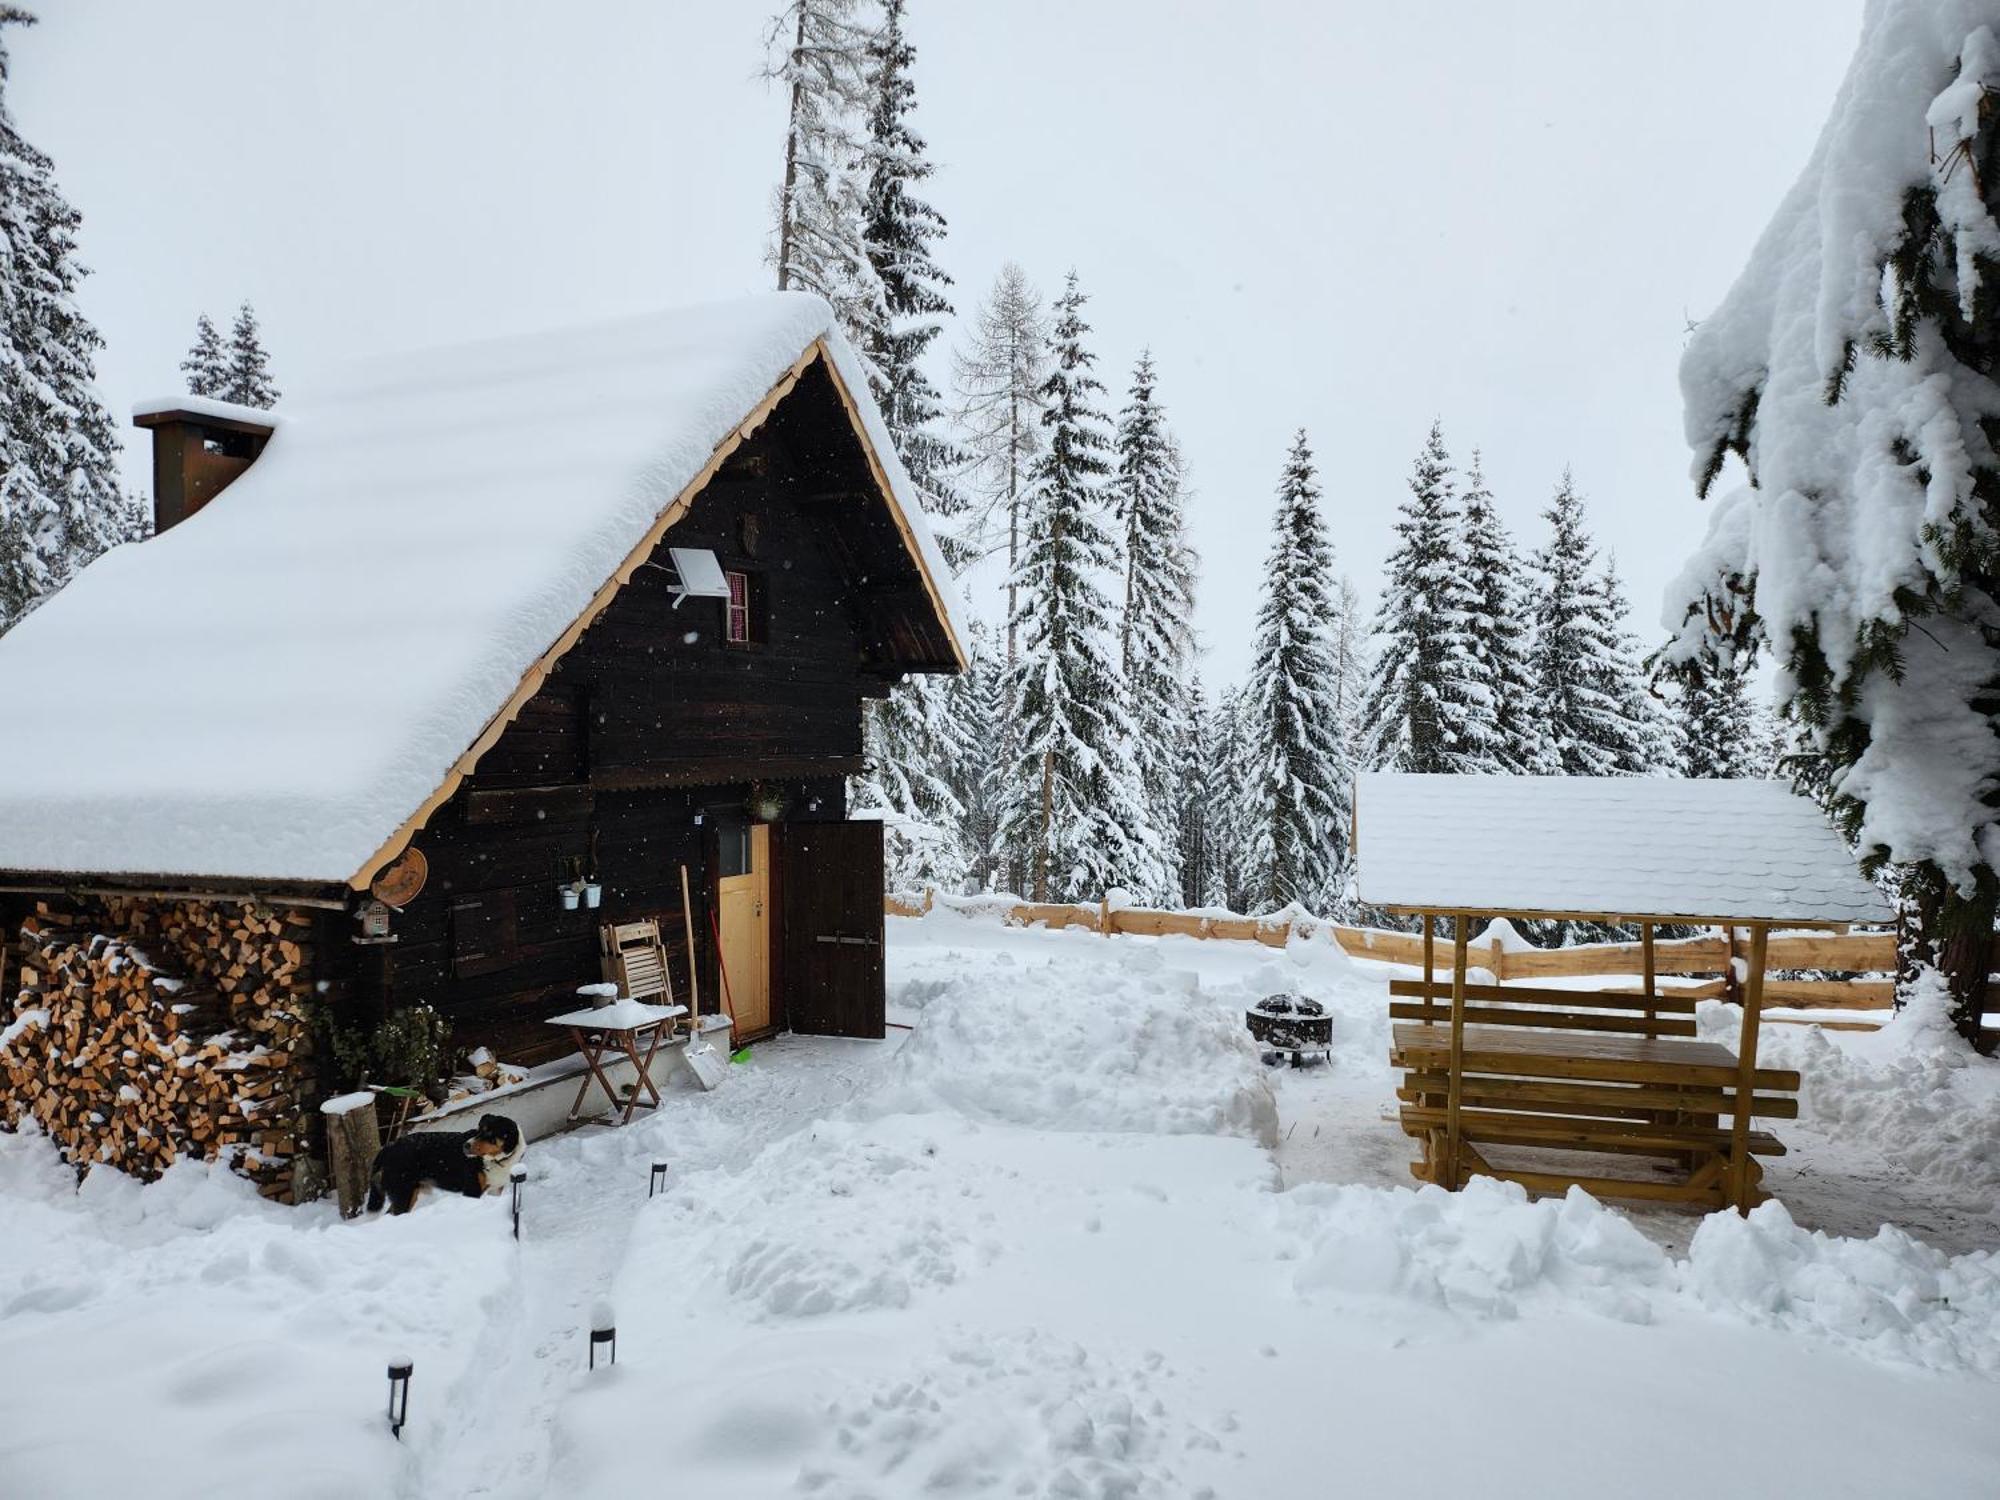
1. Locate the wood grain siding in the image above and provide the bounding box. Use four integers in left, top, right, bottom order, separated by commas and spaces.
374, 406, 872, 1066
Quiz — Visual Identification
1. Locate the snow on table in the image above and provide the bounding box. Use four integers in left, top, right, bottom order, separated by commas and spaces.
1355, 771, 1890, 923
543, 998, 686, 1031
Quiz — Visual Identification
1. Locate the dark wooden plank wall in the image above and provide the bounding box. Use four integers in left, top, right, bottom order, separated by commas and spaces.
378, 410, 870, 1067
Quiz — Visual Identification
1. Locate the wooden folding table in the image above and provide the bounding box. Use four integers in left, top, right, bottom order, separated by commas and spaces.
544, 997, 688, 1126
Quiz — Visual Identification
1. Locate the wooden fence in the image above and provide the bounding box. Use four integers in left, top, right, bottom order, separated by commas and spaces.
885, 891, 1914, 1031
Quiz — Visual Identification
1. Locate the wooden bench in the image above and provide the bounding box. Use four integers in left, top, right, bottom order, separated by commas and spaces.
1387, 977, 1800, 1211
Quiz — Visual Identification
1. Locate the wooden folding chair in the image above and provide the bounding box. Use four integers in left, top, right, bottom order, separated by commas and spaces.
599, 919, 676, 1009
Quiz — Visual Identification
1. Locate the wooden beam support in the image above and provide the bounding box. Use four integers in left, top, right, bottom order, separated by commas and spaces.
1446, 914, 1470, 1190
1642, 920, 1657, 1041
1729, 923, 1769, 1212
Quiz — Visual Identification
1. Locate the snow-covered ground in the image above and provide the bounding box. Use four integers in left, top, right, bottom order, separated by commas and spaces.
3, 911, 1998, 1498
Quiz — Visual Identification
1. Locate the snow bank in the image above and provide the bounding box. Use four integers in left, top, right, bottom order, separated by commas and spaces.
872, 947, 1278, 1143
0, 1126, 516, 1498
1686, 1201, 2000, 1376
1754, 970, 2000, 1211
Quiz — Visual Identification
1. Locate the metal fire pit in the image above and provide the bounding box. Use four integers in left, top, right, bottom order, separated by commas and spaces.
1245, 993, 1332, 1068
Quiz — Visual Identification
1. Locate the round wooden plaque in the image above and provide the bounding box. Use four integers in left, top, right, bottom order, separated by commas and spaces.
371, 846, 429, 907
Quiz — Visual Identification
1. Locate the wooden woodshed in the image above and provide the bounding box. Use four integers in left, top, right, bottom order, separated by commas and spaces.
1357, 772, 1894, 1212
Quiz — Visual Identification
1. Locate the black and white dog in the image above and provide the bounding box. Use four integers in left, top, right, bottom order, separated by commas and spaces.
365, 1113, 524, 1215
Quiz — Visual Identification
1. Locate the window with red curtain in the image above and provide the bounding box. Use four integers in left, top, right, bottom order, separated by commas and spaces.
725, 570, 752, 645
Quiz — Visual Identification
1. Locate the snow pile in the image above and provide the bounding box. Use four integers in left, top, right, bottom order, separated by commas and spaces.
871, 946, 1278, 1143
1282, 1178, 1670, 1322
0, 1125, 516, 1498
1686, 1201, 2000, 1376
681, 1119, 983, 1321
1761, 972, 2000, 1211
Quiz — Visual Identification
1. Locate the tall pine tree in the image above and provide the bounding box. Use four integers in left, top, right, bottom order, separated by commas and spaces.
1362, 422, 1500, 773
764, 0, 883, 358
1527, 471, 1633, 776
1176, 672, 1215, 909
952, 262, 1045, 663
847, 0, 975, 887
0, 7, 139, 632
995, 273, 1158, 902
1588, 559, 1673, 774
1205, 682, 1254, 911
224, 301, 279, 409
859, 0, 965, 559
1458, 450, 1546, 773
1674, 641, 1760, 779
1113, 351, 1196, 902
181, 314, 227, 398
1242, 432, 1351, 912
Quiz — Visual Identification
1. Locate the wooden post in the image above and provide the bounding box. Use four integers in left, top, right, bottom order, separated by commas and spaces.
324, 1093, 381, 1219
1446, 914, 1470, 1191
1728, 923, 1769, 1212
680, 865, 701, 1031
1641, 921, 1657, 1040
1421, 912, 1435, 1010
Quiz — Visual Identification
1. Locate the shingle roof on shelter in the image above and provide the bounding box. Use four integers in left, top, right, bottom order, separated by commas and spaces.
1355, 773, 1892, 925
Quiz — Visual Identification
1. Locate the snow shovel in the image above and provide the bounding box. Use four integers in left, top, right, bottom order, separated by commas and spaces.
683, 1036, 728, 1091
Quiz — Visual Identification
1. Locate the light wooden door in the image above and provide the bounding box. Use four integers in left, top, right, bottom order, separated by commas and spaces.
717, 823, 771, 1037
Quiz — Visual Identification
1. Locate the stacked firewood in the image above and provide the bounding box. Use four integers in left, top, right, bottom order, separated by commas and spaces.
0, 899, 315, 1200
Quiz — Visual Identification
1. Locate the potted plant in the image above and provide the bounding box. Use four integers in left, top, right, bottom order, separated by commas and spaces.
581, 831, 603, 908
559, 856, 583, 910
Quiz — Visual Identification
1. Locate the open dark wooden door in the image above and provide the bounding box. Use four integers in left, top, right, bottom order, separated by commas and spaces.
780, 820, 885, 1038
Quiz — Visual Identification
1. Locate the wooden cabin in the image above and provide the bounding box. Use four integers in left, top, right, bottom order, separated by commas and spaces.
0, 294, 964, 1199
1356, 772, 1892, 1212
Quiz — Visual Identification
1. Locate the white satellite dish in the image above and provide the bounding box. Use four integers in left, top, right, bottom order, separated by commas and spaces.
666, 547, 732, 608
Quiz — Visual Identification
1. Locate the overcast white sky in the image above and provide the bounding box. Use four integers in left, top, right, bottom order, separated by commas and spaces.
18, 1, 1861, 684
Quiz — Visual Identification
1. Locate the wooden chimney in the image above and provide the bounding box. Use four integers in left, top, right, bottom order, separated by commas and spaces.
131, 407, 274, 534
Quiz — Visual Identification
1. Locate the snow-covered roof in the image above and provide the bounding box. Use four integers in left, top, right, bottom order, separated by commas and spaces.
1355, 773, 1892, 925
0, 292, 965, 887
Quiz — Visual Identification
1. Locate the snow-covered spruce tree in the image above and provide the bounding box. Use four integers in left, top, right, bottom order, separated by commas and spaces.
181, 314, 227, 399
952, 262, 1046, 663
764, 0, 884, 360
224, 301, 279, 409
950, 621, 1007, 892
1176, 673, 1215, 908
1589, 559, 1674, 774
0, 7, 140, 633
1673, 637, 1761, 779
1327, 574, 1369, 777
846, 0, 978, 886
859, 0, 968, 563
1361, 421, 1501, 773
1670, 7, 2000, 1044
1459, 449, 1548, 772
1204, 682, 1254, 910
995, 272, 1160, 902
1114, 351, 1197, 901
854, 665, 970, 891
1527, 471, 1634, 776
1241, 431, 1351, 912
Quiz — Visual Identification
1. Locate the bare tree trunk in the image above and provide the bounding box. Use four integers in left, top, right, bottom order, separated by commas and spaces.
1005, 386, 1021, 667
1034, 747, 1053, 903
1900, 862, 1997, 1052
775, 7, 806, 291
